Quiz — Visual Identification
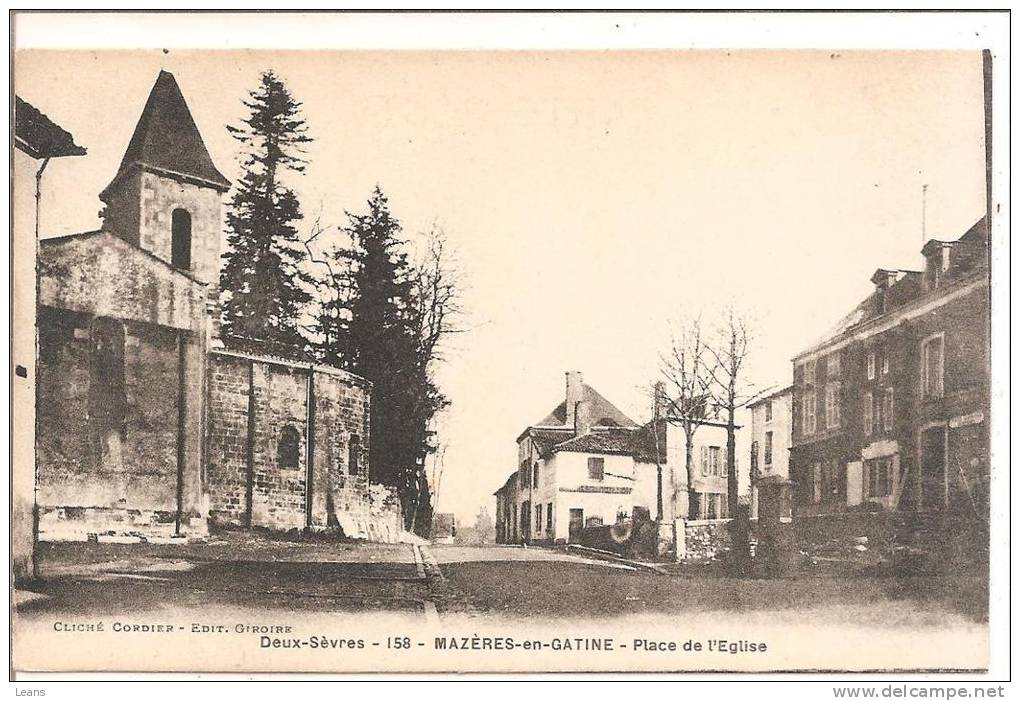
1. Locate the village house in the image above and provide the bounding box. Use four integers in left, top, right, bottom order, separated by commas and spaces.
495, 371, 742, 545
748, 385, 793, 520
29, 70, 404, 547
13, 96, 87, 582
788, 217, 990, 518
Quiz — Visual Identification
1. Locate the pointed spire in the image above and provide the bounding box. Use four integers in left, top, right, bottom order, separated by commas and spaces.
101, 70, 230, 199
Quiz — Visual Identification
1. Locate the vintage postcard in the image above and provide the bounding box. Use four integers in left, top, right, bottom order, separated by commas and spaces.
9, 11, 1009, 679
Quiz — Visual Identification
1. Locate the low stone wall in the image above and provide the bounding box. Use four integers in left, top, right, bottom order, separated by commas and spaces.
330, 482, 404, 543
38, 505, 208, 543
682, 518, 733, 561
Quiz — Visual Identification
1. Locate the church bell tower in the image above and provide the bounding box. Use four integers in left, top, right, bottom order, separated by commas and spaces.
99, 70, 230, 303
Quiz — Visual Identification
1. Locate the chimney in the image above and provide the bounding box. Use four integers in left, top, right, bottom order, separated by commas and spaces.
564, 371, 584, 426
574, 399, 593, 437
870, 268, 901, 291
653, 381, 666, 420
921, 241, 953, 291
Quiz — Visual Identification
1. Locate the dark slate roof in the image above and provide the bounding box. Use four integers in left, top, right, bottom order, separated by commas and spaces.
959, 216, 989, 245
797, 215, 989, 359
102, 70, 230, 198
15, 97, 86, 159
535, 383, 638, 428
494, 472, 517, 495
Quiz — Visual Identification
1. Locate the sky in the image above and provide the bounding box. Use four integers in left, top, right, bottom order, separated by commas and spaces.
15, 49, 987, 524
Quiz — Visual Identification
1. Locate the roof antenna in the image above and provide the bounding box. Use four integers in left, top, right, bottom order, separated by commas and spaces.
921, 183, 928, 243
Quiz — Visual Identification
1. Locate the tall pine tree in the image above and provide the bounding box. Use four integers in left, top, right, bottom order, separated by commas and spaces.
220, 70, 314, 353
320, 187, 449, 535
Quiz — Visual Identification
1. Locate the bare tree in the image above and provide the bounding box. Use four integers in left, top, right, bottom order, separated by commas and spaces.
658, 317, 715, 520
704, 308, 772, 515
409, 225, 466, 369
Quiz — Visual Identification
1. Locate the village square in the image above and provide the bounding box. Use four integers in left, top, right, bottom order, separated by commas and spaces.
12, 49, 991, 666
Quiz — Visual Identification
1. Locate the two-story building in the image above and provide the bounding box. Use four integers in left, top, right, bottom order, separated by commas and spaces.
789, 217, 989, 518
749, 385, 793, 519
495, 371, 741, 544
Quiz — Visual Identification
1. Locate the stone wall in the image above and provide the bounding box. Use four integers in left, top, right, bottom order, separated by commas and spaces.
36, 307, 206, 540
205, 349, 404, 541
683, 519, 733, 561
206, 353, 250, 524
40, 231, 206, 334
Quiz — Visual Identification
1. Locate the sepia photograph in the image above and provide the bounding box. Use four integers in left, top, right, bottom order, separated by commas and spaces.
9, 10, 1009, 682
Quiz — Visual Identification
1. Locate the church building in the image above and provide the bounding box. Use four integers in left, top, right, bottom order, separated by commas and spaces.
33, 70, 404, 544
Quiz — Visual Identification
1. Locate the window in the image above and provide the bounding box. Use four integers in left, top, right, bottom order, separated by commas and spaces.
802, 394, 816, 435
171, 208, 192, 271
709, 446, 722, 476
812, 462, 822, 503
867, 352, 876, 380
882, 355, 890, 375
764, 431, 773, 466
922, 335, 945, 400
546, 503, 553, 530
532, 462, 539, 488
703, 446, 723, 476
348, 433, 361, 475
587, 457, 605, 481
803, 359, 817, 386
826, 354, 841, 378
278, 425, 301, 469
825, 384, 840, 429
535, 505, 543, 532
765, 400, 773, 423
866, 458, 893, 498
883, 388, 894, 432
863, 391, 873, 437
750, 441, 759, 473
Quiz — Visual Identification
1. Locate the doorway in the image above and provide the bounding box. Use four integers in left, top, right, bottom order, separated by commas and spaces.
919, 425, 947, 510
568, 508, 584, 542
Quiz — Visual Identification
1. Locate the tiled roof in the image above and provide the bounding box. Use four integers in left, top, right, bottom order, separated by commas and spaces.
15, 97, 86, 159
525, 423, 663, 460
102, 70, 230, 197
527, 427, 574, 455
550, 427, 639, 456
535, 383, 638, 428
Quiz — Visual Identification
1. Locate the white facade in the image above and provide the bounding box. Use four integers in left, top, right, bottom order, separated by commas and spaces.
507, 419, 742, 543
512, 432, 646, 543
659, 420, 738, 522
749, 387, 793, 518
